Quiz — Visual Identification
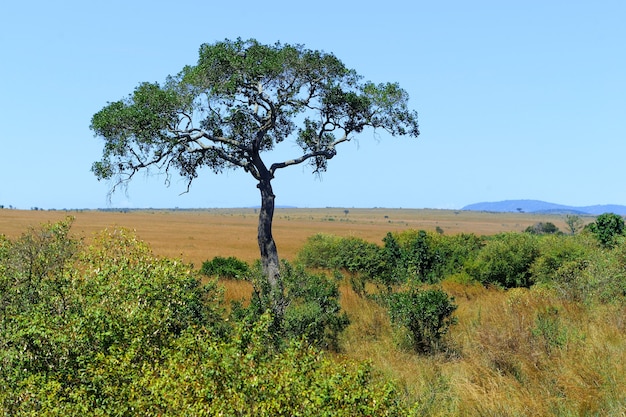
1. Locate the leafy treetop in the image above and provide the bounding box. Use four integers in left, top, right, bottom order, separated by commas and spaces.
90, 38, 420, 191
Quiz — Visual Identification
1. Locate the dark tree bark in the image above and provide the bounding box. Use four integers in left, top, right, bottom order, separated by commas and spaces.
256, 175, 285, 316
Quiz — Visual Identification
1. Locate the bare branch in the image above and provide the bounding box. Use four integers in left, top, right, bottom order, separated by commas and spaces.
187, 143, 256, 177
269, 134, 349, 175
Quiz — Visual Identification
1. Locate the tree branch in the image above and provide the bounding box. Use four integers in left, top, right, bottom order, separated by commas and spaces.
269, 134, 349, 175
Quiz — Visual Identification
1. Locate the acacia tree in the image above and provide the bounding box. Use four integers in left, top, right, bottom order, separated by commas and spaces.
90, 38, 419, 315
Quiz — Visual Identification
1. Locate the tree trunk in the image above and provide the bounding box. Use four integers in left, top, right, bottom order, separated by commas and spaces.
257, 176, 285, 316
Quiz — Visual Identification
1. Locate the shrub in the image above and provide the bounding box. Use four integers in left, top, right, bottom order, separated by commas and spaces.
529, 233, 626, 303
575, 241, 626, 304
297, 233, 382, 275
530, 235, 591, 284
465, 232, 539, 288
131, 315, 409, 416
377, 232, 405, 290
0, 221, 409, 416
431, 232, 483, 278
525, 222, 562, 235
297, 233, 341, 269
403, 230, 439, 282
335, 236, 383, 275
384, 230, 483, 285
0, 223, 225, 413
238, 260, 349, 350
387, 287, 458, 354
0, 217, 80, 315
588, 212, 625, 248
201, 255, 249, 279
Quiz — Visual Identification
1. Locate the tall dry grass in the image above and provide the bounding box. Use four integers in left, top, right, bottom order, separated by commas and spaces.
218, 273, 626, 415
331, 280, 626, 416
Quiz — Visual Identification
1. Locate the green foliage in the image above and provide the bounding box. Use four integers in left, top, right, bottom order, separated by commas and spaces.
563, 238, 626, 304
435, 233, 484, 276
299, 231, 483, 291
387, 287, 458, 354
465, 232, 540, 288
297, 233, 341, 269
281, 262, 350, 350
381, 230, 482, 285
297, 227, 625, 302
402, 230, 439, 282
238, 260, 349, 350
126, 315, 408, 416
91, 38, 419, 190
0, 222, 225, 414
588, 212, 625, 247
530, 235, 591, 284
297, 233, 382, 273
0, 217, 79, 319
398, 231, 483, 283
524, 221, 561, 235
378, 232, 405, 290
0, 220, 414, 415
531, 306, 570, 353
201, 255, 249, 279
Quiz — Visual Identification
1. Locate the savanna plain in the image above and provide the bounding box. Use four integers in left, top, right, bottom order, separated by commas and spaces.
2, 208, 625, 416
0, 208, 575, 265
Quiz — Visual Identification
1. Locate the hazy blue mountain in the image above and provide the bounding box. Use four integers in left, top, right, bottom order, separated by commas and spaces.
462, 200, 626, 216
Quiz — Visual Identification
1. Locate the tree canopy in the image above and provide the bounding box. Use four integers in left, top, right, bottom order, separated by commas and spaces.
91, 38, 418, 187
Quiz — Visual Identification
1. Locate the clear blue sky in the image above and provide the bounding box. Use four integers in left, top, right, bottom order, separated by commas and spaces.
1, 1, 625, 210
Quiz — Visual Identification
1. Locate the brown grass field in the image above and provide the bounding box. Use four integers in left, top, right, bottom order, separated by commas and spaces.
0, 208, 589, 267
3, 208, 624, 415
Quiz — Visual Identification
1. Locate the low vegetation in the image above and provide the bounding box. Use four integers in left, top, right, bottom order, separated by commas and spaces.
201, 255, 250, 279
1, 214, 625, 415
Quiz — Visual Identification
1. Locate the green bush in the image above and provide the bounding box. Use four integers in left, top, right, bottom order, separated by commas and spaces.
297, 233, 382, 274
525, 222, 562, 235
570, 241, 626, 304
387, 287, 458, 354
0, 220, 412, 415
0, 217, 80, 315
382, 231, 483, 285
125, 315, 409, 416
402, 230, 439, 282
282, 262, 350, 350
465, 232, 539, 288
201, 255, 249, 279
588, 212, 625, 248
4, 314, 408, 416
530, 235, 591, 284
0, 223, 225, 414
297, 233, 341, 269
297, 234, 384, 296
529, 233, 626, 303
299, 231, 483, 291
377, 232, 405, 290
429, 232, 483, 278
237, 260, 349, 350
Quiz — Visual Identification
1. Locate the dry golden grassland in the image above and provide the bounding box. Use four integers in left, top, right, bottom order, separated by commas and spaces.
3, 208, 622, 415
0, 208, 583, 266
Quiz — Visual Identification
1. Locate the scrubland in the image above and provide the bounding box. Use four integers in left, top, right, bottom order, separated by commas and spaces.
1, 208, 624, 415
221, 274, 626, 416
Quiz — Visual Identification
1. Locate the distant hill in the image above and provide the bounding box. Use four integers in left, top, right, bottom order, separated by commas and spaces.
462, 200, 626, 216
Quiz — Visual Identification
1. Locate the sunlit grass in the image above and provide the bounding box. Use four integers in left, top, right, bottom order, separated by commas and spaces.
218, 271, 626, 415
220, 279, 253, 308
335, 278, 626, 416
